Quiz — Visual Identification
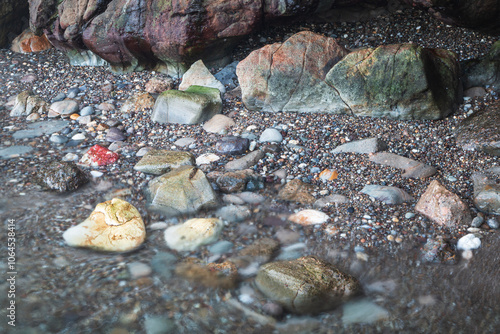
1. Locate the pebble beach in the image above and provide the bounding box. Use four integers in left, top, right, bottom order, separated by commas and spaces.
0, 7, 499, 334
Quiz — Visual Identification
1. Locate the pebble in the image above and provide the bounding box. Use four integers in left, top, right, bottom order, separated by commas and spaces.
216, 205, 251, 222
144, 315, 177, 334
174, 137, 195, 147
471, 216, 484, 227
360, 184, 414, 204
164, 218, 223, 252
71, 133, 86, 141
457, 234, 481, 251
225, 150, 264, 171
136, 147, 153, 157
342, 299, 390, 324
106, 127, 127, 142
49, 134, 69, 144
208, 240, 234, 255
51, 92, 66, 102
127, 262, 152, 279
26, 113, 40, 121
288, 209, 330, 226
215, 136, 250, 155
90, 171, 104, 177
80, 106, 95, 116
62, 153, 78, 161
405, 212, 416, 219
235, 192, 265, 204
487, 217, 499, 229
196, 153, 220, 165
49, 100, 79, 116
203, 114, 235, 134
259, 128, 283, 143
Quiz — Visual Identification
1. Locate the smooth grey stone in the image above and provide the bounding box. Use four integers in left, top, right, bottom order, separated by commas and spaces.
12, 121, 70, 139
0, 146, 33, 159
49, 134, 69, 144
360, 185, 414, 204
80, 106, 95, 116
106, 127, 127, 142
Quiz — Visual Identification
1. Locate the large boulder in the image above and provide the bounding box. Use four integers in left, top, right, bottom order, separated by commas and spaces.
29, 0, 373, 73
405, 0, 500, 35
325, 44, 462, 120
0, 0, 29, 48
237, 31, 349, 113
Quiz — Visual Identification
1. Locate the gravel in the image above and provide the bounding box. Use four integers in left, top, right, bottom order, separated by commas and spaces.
0, 7, 499, 334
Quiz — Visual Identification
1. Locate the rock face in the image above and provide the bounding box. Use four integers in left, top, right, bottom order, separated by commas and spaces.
472, 170, 500, 216
152, 86, 222, 125
455, 102, 500, 156
238, 32, 461, 120
144, 165, 218, 217
326, 44, 461, 120
36, 161, 88, 192
255, 256, 362, 314
0, 0, 29, 48
164, 218, 223, 252
462, 41, 500, 90
405, 0, 500, 35
63, 198, 146, 252
415, 180, 472, 227
237, 31, 349, 113
134, 150, 195, 175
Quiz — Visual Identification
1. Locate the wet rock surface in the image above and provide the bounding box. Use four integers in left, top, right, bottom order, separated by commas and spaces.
35, 161, 88, 192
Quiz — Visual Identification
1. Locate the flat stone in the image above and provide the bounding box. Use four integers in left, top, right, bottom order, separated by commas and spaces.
49, 100, 79, 116
313, 194, 349, 208
332, 137, 387, 154
360, 185, 414, 204
215, 136, 249, 155
49, 134, 69, 144
144, 165, 218, 217
0, 145, 33, 159
225, 150, 264, 171
255, 256, 362, 314
78, 144, 119, 167
288, 209, 330, 225
216, 205, 251, 223
369, 152, 437, 178
120, 92, 155, 113
342, 299, 390, 325
196, 153, 220, 165
80, 106, 95, 116
128, 262, 152, 279
63, 198, 146, 252
174, 137, 195, 147
456, 104, 500, 156
134, 150, 195, 175
415, 180, 472, 227
106, 127, 126, 142
164, 218, 223, 252
216, 169, 264, 193
12, 120, 70, 139
236, 192, 266, 204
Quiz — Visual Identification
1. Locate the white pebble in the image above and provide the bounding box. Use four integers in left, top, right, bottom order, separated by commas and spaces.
457, 234, 481, 251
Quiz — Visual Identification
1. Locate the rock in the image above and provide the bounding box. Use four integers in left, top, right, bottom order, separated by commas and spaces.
164, 218, 223, 252
10, 90, 32, 117
332, 137, 387, 154
196, 153, 220, 165
288, 209, 330, 226
144, 314, 177, 334
462, 41, 500, 90
26, 113, 41, 121
472, 171, 500, 215
406, 0, 500, 35
455, 103, 500, 156
360, 185, 414, 204
25, 95, 48, 116
144, 165, 218, 217
0, 0, 29, 48
0, 145, 33, 159
216, 169, 264, 193
150, 252, 177, 280
128, 262, 152, 279
35, 161, 88, 192
11, 29, 52, 53
134, 150, 194, 175
203, 114, 236, 134
326, 44, 461, 120
313, 194, 349, 209
62, 198, 146, 252
215, 61, 239, 90
80, 106, 94, 116
208, 240, 234, 255
278, 179, 316, 205
421, 238, 457, 264
179, 60, 225, 93
318, 169, 338, 182
145, 77, 174, 94
120, 92, 155, 113
12, 120, 70, 139
152, 86, 222, 125
259, 128, 283, 143
175, 259, 238, 289
79, 144, 119, 167
225, 149, 264, 171
368, 152, 437, 178
464, 87, 487, 98
106, 127, 127, 142
49, 100, 79, 117
20, 74, 38, 83
215, 136, 249, 155
255, 256, 362, 314
457, 234, 481, 251
342, 299, 390, 325
78, 115, 92, 125
238, 238, 280, 263
216, 205, 251, 223
236, 192, 266, 205
237, 31, 349, 113
49, 134, 69, 144
415, 180, 472, 227
174, 137, 195, 147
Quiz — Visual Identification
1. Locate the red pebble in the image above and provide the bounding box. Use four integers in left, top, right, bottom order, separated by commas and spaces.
87, 144, 119, 166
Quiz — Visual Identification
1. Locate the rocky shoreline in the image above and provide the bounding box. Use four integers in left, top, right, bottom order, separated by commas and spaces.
0, 7, 499, 334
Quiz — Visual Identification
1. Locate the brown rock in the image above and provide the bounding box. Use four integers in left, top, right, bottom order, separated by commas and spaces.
415, 180, 472, 227
278, 179, 315, 205
175, 258, 238, 289
145, 77, 173, 94
120, 92, 155, 113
